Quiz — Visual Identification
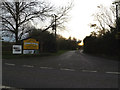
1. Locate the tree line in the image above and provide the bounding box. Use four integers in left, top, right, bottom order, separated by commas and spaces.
1, 0, 79, 53
0, 0, 73, 43
83, 3, 120, 57
2, 28, 79, 53
83, 26, 118, 56
28, 28, 79, 53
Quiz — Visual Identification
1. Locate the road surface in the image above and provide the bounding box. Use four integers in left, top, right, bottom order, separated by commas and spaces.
2, 50, 119, 88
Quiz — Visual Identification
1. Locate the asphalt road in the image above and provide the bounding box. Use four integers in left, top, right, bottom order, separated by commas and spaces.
2, 50, 119, 88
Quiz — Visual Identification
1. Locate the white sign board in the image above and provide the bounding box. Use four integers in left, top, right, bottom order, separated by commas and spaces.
23, 50, 35, 54
13, 45, 22, 54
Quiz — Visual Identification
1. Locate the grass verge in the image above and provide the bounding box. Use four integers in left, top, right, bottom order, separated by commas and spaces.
2, 50, 69, 59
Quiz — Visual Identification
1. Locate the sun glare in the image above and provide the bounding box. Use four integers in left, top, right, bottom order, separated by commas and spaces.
78, 42, 84, 46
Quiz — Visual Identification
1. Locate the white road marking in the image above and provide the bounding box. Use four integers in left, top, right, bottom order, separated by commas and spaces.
89, 71, 97, 73
5, 63, 15, 66
1, 86, 24, 90
105, 72, 120, 75
82, 70, 97, 73
60, 68, 75, 71
39, 67, 55, 70
23, 65, 34, 68
4, 63, 119, 75
0, 86, 11, 88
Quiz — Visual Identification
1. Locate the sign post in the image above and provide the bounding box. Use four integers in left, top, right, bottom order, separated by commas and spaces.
13, 45, 22, 54
23, 38, 39, 54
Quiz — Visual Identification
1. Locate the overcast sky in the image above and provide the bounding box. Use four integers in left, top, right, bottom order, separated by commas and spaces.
45, 0, 114, 41
1, 0, 116, 42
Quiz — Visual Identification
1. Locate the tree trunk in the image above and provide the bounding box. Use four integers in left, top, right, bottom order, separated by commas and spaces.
15, 2, 19, 44
15, 32, 18, 43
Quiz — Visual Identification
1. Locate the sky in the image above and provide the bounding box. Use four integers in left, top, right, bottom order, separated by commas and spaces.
46, 0, 114, 41
1, 0, 115, 42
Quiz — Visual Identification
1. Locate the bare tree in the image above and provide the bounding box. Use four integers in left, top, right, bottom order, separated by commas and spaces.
91, 4, 116, 36
0, 0, 53, 43
41, 2, 73, 32
1, 0, 73, 43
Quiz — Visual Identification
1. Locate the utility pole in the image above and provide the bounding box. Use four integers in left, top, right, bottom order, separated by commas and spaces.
113, 1, 120, 61
52, 14, 57, 39
54, 14, 57, 39
113, 1, 120, 32
116, 4, 119, 32
52, 14, 57, 52
112, 2, 120, 39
